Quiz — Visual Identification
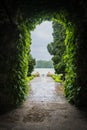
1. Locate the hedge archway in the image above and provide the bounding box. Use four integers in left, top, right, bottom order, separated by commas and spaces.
0, 0, 87, 111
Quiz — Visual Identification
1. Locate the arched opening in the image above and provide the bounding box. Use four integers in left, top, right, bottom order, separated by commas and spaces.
27, 18, 69, 104
27, 13, 77, 104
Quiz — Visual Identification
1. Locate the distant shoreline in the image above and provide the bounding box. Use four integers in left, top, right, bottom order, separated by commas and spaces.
35, 60, 53, 68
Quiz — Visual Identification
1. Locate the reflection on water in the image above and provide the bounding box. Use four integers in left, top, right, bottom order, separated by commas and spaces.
28, 77, 66, 103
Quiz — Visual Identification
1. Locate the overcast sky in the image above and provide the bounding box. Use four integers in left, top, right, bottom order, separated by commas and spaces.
30, 21, 53, 60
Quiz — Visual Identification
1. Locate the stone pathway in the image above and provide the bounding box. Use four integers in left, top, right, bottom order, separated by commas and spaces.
0, 77, 87, 130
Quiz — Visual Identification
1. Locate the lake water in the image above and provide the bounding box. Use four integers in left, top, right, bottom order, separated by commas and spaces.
32, 68, 55, 76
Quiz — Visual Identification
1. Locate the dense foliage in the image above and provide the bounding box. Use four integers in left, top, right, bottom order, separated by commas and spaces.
51, 74, 63, 83
47, 19, 78, 104
35, 60, 53, 68
63, 22, 77, 104
0, 21, 31, 109
10, 22, 31, 106
47, 21, 66, 77
28, 54, 36, 76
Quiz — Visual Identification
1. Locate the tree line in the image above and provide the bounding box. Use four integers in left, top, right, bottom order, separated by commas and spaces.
47, 21, 66, 78
35, 60, 53, 68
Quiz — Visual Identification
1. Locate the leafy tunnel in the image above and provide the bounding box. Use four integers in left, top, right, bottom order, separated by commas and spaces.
0, 0, 87, 112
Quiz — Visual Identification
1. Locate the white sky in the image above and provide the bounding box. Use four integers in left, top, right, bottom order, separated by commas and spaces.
30, 21, 53, 60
